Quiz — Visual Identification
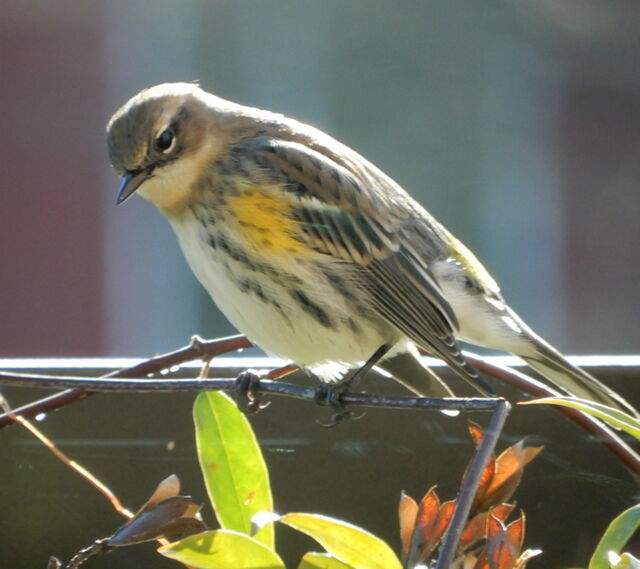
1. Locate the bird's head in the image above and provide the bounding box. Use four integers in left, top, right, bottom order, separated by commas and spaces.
106, 82, 224, 214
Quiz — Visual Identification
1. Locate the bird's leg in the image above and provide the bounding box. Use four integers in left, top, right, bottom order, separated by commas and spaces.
342, 343, 392, 391
315, 344, 391, 427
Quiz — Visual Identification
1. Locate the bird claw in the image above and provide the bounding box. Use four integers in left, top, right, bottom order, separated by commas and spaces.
314, 383, 365, 428
234, 370, 270, 414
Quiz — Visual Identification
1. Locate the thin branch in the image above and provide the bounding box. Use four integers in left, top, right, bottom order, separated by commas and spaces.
0, 334, 251, 428
435, 399, 511, 569
11, 412, 133, 517
0, 392, 195, 569
0, 393, 133, 517
1, 335, 638, 475
0, 371, 502, 411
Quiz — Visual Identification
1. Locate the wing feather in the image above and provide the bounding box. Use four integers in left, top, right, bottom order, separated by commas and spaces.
232, 137, 489, 391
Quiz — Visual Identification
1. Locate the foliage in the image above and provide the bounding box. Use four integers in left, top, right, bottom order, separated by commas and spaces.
523, 397, 640, 440
193, 390, 274, 548
48, 390, 639, 568
159, 392, 542, 569
398, 422, 542, 569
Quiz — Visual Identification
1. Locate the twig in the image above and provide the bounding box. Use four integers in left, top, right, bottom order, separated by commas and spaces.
1, 392, 195, 569
62, 539, 113, 569
0, 392, 133, 517
11, 414, 133, 517
0, 371, 501, 411
435, 398, 511, 569
1, 336, 638, 474
0, 334, 251, 428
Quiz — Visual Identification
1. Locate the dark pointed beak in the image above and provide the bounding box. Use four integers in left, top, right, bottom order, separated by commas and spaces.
117, 169, 152, 204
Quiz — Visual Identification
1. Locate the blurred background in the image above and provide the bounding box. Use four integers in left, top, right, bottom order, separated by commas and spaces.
2, 2, 640, 569
2, 0, 640, 358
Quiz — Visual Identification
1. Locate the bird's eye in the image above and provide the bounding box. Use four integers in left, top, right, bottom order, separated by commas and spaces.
154, 129, 175, 153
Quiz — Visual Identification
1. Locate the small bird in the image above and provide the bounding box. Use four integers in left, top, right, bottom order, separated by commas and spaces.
107, 82, 636, 414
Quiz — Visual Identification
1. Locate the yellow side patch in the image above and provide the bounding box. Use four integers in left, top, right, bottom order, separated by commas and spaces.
227, 185, 308, 255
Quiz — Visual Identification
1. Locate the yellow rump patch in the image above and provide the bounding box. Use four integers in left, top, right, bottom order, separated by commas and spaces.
227, 184, 308, 255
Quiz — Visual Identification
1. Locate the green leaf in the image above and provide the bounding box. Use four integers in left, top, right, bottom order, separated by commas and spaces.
298, 552, 356, 569
194, 392, 274, 547
522, 397, 640, 440
280, 513, 402, 569
159, 529, 285, 569
589, 505, 640, 569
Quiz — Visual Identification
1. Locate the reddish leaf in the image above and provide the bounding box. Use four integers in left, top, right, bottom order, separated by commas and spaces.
460, 504, 515, 550
473, 454, 496, 512
468, 422, 485, 447
467, 423, 496, 515
416, 499, 457, 563
461, 513, 487, 550
410, 486, 440, 561
484, 514, 525, 569
505, 513, 525, 553
491, 503, 516, 523
489, 444, 542, 505
433, 500, 456, 540
416, 486, 440, 534
404, 488, 457, 566
399, 491, 418, 560
486, 514, 506, 546
475, 441, 543, 512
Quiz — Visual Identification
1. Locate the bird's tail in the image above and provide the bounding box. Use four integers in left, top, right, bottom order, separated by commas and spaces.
519, 333, 639, 418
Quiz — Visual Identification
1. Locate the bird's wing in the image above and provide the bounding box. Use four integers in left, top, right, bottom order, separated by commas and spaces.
235, 137, 489, 391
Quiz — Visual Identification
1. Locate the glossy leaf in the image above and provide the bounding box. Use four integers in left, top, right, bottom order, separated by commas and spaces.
159, 529, 285, 569
589, 505, 640, 569
523, 398, 640, 440
194, 391, 274, 548
280, 513, 402, 569
298, 552, 356, 569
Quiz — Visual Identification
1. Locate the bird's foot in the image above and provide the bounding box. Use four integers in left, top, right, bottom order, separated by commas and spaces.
314, 380, 365, 428
234, 370, 270, 414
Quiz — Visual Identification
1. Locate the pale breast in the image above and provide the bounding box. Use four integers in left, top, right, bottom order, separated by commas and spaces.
169, 212, 398, 377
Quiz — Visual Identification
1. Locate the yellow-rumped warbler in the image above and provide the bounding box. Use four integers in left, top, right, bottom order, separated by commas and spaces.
106, 82, 636, 414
